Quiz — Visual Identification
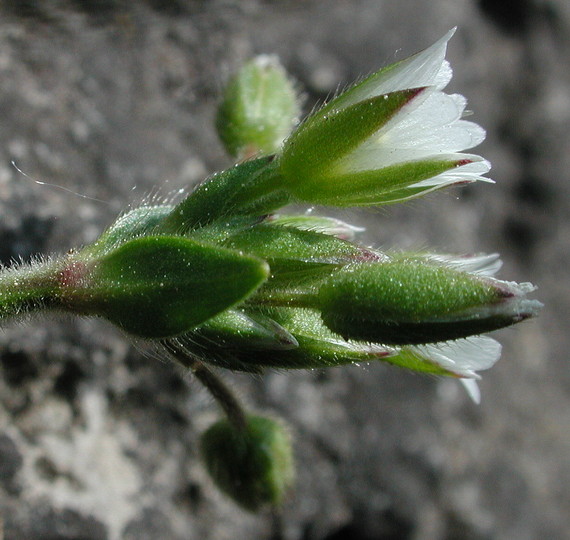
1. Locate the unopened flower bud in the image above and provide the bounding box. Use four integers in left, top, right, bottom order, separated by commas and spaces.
70, 236, 269, 338
318, 260, 542, 345
200, 415, 294, 511
218, 222, 382, 278
217, 55, 300, 159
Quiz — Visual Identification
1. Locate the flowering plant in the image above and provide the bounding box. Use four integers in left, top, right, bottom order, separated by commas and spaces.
0, 30, 541, 510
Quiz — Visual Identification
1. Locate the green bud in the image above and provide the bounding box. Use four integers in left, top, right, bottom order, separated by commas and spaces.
318, 260, 542, 345
69, 236, 269, 338
217, 55, 300, 159
200, 415, 294, 511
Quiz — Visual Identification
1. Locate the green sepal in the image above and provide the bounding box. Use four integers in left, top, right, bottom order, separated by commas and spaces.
287, 157, 465, 207
191, 307, 392, 371
219, 223, 381, 279
319, 159, 469, 206
82, 236, 269, 338
200, 415, 294, 511
316, 57, 406, 115
318, 261, 516, 345
381, 347, 455, 376
217, 56, 300, 158
268, 214, 365, 241
193, 309, 298, 352
158, 157, 288, 234
244, 307, 392, 369
281, 88, 424, 191
89, 205, 173, 253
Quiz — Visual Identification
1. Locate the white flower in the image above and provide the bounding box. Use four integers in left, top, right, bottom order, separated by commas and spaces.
392, 252, 540, 402
281, 29, 492, 206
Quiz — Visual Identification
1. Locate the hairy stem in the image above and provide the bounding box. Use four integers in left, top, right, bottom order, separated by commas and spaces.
163, 339, 248, 432
0, 259, 62, 323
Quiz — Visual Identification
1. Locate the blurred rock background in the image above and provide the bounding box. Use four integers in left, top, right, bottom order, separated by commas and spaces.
0, 1, 568, 539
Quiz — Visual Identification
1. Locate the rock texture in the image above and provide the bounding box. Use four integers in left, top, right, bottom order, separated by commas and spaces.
0, 1, 568, 539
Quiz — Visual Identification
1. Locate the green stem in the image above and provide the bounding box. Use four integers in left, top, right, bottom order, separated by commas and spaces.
0, 259, 62, 323
164, 339, 248, 432
248, 287, 319, 309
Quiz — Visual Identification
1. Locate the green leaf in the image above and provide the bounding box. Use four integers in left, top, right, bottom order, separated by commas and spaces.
84, 236, 269, 338
201, 415, 294, 511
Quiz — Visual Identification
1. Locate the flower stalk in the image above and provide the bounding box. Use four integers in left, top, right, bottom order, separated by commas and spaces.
164, 339, 248, 432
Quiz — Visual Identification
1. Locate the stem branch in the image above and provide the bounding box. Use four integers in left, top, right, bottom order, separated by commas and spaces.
164, 339, 248, 432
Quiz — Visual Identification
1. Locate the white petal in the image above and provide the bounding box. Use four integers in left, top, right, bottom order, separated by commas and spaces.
411, 158, 492, 188
336, 29, 456, 109
460, 378, 481, 404
338, 88, 488, 173
412, 336, 502, 378
376, 92, 485, 153
422, 253, 503, 276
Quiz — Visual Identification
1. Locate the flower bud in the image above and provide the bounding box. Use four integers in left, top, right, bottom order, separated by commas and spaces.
218, 222, 382, 279
217, 55, 300, 159
318, 260, 542, 345
200, 415, 294, 511
70, 236, 269, 338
